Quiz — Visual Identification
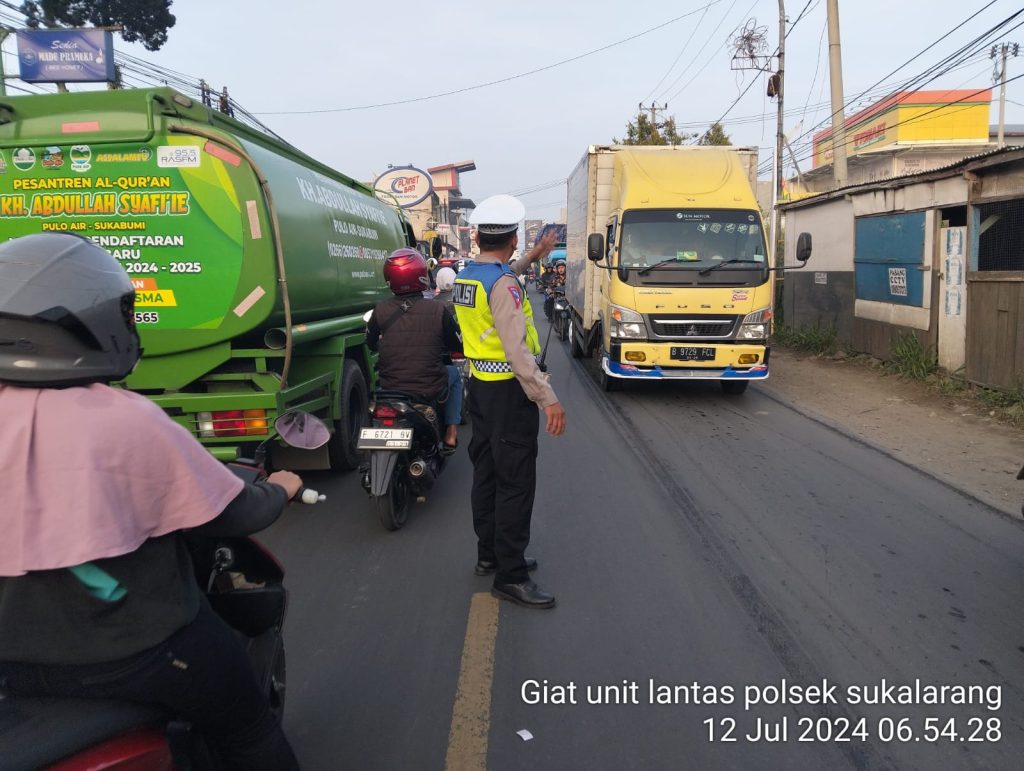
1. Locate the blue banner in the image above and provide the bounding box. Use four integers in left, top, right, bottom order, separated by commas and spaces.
854, 212, 926, 307
17, 29, 115, 83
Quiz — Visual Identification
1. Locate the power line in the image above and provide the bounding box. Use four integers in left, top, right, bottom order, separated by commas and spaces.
658, 0, 743, 103
766, 14, 1023, 173
760, 52, 995, 174
782, 1, 1010, 156
508, 179, 567, 196
253, 0, 729, 115
694, 0, 816, 143
642, 3, 713, 102
524, 199, 568, 210
778, 76, 1024, 174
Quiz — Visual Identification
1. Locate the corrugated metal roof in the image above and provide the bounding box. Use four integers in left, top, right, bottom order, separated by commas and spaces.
779, 144, 1024, 211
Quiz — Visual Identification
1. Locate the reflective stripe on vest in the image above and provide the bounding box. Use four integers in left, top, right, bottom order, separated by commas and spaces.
453, 261, 541, 381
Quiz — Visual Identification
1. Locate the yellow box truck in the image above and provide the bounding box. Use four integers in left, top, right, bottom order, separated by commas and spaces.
565, 145, 809, 394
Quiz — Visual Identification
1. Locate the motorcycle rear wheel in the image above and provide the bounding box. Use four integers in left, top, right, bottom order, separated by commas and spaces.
375, 473, 410, 531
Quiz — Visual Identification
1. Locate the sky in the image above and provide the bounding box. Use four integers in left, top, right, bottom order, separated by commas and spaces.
2, 0, 1022, 224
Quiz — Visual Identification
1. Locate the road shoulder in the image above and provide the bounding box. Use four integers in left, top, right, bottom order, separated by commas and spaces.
762, 347, 1024, 518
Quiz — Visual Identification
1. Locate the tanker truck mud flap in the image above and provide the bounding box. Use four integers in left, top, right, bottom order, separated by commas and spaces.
327, 359, 369, 470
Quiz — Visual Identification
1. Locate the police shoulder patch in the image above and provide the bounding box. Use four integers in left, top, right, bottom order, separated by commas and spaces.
507, 285, 522, 309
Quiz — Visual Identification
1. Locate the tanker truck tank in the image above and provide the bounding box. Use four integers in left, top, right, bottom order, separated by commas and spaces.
0, 87, 413, 468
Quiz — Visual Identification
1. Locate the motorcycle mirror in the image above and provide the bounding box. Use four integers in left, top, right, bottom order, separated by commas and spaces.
275, 410, 331, 450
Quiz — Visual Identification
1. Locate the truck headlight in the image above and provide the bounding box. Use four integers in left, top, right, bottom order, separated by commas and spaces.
609, 304, 647, 339
737, 307, 772, 340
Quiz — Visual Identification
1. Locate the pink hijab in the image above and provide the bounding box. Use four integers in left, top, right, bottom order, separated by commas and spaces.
0, 383, 244, 576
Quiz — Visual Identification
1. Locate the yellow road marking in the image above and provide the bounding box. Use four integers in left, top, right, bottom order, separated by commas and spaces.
445, 592, 499, 771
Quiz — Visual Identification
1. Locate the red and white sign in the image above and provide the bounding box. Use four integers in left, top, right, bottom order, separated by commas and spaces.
373, 166, 433, 209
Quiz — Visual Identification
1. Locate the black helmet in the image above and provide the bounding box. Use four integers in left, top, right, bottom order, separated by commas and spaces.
0, 233, 141, 387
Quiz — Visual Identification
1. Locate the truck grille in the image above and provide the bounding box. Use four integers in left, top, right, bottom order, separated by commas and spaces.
648, 315, 738, 339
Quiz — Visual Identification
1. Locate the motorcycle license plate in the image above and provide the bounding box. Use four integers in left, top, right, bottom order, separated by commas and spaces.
357, 428, 413, 450
670, 346, 716, 361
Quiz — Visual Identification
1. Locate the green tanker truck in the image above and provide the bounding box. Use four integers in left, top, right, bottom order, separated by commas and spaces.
0, 87, 414, 468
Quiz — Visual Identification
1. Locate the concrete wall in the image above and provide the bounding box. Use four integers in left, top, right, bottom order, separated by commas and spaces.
783, 270, 856, 342
782, 198, 856, 342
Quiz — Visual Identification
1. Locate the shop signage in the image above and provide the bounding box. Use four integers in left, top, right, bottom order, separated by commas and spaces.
17, 29, 115, 83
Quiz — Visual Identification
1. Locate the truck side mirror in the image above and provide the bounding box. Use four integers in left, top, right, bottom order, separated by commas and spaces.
430, 237, 443, 259
796, 232, 812, 263
587, 233, 604, 262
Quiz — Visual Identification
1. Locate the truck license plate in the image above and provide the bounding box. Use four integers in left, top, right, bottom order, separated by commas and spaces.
357, 427, 413, 450
670, 346, 716, 362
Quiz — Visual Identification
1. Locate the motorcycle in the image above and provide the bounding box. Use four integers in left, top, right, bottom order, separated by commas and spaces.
552, 288, 570, 343
359, 390, 450, 531
0, 412, 327, 771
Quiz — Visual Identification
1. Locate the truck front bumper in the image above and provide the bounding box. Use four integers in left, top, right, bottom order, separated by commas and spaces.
602, 342, 769, 381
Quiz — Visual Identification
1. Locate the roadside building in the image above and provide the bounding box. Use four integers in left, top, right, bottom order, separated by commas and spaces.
780, 145, 1024, 391
798, 89, 993, 194
372, 161, 476, 256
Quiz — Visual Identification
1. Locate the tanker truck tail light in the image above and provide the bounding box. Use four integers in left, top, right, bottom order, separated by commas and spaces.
197, 409, 269, 437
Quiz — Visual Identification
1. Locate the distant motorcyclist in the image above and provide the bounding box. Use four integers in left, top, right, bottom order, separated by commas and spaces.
0, 234, 301, 770
367, 248, 463, 452
435, 266, 458, 310
541, 259, 567, 321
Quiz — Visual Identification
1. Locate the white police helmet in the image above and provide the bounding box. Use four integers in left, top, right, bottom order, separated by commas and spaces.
469, 194, 526, 234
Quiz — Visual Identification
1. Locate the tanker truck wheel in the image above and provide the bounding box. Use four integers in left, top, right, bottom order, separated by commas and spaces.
329, 360, 369, 470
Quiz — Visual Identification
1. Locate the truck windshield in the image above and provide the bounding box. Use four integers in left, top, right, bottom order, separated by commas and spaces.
618, 209, 768, 280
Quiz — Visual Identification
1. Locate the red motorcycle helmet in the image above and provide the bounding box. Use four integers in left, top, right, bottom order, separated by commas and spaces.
383, 248, 429, 294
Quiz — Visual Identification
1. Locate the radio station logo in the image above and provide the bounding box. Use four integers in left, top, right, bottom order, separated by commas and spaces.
12, 148, 36, 172
42, 146, 65, 170
70, 145, 91, 173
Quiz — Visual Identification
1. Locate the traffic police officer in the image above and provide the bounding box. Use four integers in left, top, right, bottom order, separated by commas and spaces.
454, 195, 566, 609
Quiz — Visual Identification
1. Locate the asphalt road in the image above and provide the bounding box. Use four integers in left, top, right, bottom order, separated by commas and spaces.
263, 295, 1024, 770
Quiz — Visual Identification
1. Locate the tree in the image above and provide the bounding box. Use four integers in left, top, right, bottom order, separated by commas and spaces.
20, 1, 176, 51
615, 113, 695, 146
697, 122, 732, 146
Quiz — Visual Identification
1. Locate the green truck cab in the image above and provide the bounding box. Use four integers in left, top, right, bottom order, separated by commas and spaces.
0, 88, 412, 467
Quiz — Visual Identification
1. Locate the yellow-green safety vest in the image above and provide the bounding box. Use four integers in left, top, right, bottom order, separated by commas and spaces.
453, 261, 541, 381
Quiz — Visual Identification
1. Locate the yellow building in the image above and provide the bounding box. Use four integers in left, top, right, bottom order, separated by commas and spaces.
813, 89, 993, 167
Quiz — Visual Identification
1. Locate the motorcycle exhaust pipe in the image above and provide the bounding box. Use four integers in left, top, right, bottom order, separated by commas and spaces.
409, 459, 427, 478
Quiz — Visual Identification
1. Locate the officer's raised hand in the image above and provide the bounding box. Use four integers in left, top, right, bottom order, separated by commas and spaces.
528, 231, 558, 264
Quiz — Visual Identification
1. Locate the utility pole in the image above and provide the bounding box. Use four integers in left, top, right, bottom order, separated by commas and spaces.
639, 101, 667, 129
826, 0, 848, 187
992, 42, 1020, 148
774, 0, 785, 268
0, 28, 8, 98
